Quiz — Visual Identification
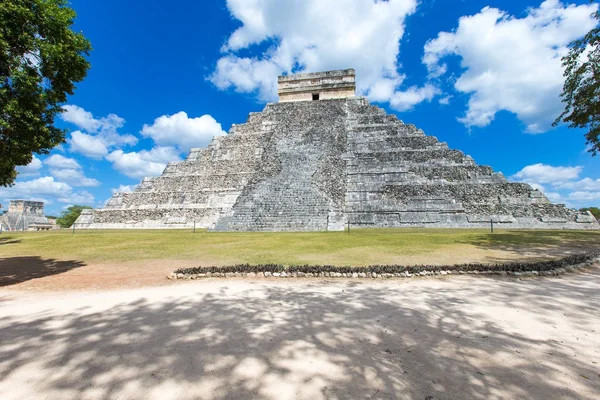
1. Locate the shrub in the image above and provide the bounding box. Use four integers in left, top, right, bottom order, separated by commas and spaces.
174, 251, 599, 276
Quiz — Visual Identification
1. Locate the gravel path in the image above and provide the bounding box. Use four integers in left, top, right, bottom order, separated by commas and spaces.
1, 270, 599, 399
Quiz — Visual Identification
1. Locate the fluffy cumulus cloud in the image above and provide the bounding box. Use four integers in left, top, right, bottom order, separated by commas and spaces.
389, 84, 440, 112
557, 177, 600, 191
141, 112, 226, 152
568, 191, 600, 202
69, 131, 109, 159
62, 105, 138, 159
112, 184, 136, 194
512, 163, 583, 184
0, 177, 71, 198
106, 147, 181, 179
6, 105, 229, 211
58, 190, 95, 206
43, 154, 100, 187
61, 105, 101, 132
48, 168, 100, 188
210, 0, 437, 109
15, 155, 43, 177
61, 105, 226, 181
423, 0, 599, 132
512, 163, 600, 208
0, 177, 95, 208
45, 154, 81, 170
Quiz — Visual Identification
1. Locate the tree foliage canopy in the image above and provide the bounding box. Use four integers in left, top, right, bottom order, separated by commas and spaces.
555, 4, 600, 155
56, 204, 91, 228
0, 0, 91, 186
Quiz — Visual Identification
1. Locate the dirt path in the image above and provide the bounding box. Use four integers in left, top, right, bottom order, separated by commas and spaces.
1, 269, 599, 399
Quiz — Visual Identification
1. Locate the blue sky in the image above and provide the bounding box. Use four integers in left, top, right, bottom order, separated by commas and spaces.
1, 0, 599, 216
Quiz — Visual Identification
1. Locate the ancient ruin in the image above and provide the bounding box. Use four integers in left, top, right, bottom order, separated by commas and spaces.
0, 200, 53, 231
75, 69, 599, 231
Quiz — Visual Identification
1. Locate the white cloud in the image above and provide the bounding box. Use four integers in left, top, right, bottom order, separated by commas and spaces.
141, 112, 226, 152
556, 177, 600, 191
58, 190, 95, 206
64, 107, 227, 181
106, 146, 181, 179
544, 191, 564, 204
512, 163, 600, 207
0, 176, 95, 208
210, 0, 435, 110
49, 168, 100, 187
527, 182, 546, 193
389, 84, 440, 111
423, 0, 599, 131
61, 105, 100, 132
45, 154, 81, 169
43, 154, 100, 187
112, 184, 136, 194
512, 163, 582, 184
568, 191, 600, 202
61, 105, 137, 158
0, 176, 71, 197
212, 56, 281, 101
438, 96, 451, 106
70, 131, 109, 159
16, 156, 42, 177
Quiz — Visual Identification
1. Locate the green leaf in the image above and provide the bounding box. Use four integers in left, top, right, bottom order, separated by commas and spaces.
0, 0, 91, 186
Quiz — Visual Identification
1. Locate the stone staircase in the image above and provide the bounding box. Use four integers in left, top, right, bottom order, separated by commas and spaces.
214, 100, 347, 231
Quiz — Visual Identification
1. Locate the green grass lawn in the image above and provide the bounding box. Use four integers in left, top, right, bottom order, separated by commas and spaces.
1, 228, 599, 266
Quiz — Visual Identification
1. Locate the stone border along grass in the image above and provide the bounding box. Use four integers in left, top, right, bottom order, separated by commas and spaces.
168, 251, 600, 280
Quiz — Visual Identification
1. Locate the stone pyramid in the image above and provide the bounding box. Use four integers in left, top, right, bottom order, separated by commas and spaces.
76, 69, 599, 231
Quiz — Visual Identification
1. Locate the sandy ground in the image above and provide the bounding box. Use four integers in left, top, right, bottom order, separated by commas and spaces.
1, 270, 599, 399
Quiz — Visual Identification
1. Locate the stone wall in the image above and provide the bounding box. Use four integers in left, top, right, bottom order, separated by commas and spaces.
1, 200, 51, 231
8, 200, 44, 215
75, 96, 600, 231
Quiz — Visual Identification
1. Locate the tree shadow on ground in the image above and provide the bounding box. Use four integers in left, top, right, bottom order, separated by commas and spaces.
0, 257, 86, 287
0, 237, 21, 246
459, 230, 600, 262
1, 270, 599, 399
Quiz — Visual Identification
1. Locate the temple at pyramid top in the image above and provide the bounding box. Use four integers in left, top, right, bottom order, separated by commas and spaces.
278, 69, 356, 102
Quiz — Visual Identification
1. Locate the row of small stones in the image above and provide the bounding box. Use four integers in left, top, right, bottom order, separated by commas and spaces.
169, 261, 596, 280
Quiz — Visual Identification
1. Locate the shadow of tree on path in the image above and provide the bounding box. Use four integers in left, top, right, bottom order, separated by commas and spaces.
0, 270, 599, 399
0, 257, 86, 287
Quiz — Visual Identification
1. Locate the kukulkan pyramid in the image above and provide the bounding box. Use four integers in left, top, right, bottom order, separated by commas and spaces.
76, 69, 599, 231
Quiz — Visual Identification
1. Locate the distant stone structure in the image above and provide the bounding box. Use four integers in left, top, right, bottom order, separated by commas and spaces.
46, 217, 60, 230
75, 69, 599, 231
1, 200, 53, 231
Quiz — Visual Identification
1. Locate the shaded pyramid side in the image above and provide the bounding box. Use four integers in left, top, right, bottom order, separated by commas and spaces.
343, 98, 598, 229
